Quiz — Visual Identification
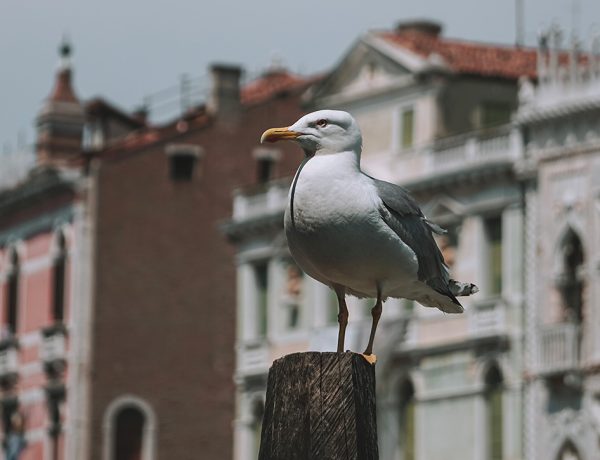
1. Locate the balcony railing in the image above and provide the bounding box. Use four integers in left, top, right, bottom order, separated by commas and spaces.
390, 125, 519, 183
538, 322, 581, 375
232, 179, 290, 221
0, 337, 18, 386
469, 298, 507, 338
237, 340, 270, 376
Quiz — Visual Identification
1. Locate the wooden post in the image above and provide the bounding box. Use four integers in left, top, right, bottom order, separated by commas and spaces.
258, 352, 378, 460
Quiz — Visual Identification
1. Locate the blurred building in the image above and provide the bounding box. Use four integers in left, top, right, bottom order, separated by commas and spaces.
226, 20, 600, 460
0, 42, 314, 459
225, 19, 534, 460
518, 27, 600, 460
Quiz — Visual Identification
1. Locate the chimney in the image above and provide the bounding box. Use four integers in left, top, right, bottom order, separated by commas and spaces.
35, 40, 85, 167
208, 63, 243, 120
395, 19, 443, 38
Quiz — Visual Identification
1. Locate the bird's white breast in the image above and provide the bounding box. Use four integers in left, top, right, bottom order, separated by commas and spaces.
285, 152, 418, 297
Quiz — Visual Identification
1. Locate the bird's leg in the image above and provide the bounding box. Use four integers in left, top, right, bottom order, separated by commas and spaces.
363, 288, 383, 356
335, 287, 348, 353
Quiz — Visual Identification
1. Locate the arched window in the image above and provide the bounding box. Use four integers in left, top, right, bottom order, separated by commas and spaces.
557, 440, 580, 460
114, 407, 145, 460
485, 364, 503, 460
103, 396, 157, 460
52, 232, 67, 323
4, 248, 19, 335
557, 228, 584, 323
399, 379, 415, 460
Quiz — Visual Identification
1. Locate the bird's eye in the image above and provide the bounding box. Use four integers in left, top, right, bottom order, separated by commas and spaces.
316, 119, 328, 128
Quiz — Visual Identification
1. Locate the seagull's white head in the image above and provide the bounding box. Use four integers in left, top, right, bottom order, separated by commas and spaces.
260, 110, 362, 157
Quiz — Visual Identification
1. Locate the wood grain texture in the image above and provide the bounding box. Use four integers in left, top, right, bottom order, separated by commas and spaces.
258, 352, 378, 460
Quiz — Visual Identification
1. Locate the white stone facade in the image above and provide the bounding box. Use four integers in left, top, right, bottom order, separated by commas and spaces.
226, 23, 600, 460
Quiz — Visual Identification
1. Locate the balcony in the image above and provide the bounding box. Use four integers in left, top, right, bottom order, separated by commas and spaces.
0, 338, 18, 386
390, 125, 519, 183
232, 179, 290, 221
538, 322, 581, 375
237, 339, 270, 376
41, 324, 67, 377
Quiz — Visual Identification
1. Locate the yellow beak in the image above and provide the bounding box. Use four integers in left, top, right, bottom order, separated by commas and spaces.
260, 127, 301, 144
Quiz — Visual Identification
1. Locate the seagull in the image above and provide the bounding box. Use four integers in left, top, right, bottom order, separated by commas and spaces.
261, 110, 478, 357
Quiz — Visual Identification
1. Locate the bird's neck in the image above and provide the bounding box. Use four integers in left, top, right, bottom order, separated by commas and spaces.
314, 149, 361, 172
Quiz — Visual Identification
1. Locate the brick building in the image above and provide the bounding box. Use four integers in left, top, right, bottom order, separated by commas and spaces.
0, 42, 314, 459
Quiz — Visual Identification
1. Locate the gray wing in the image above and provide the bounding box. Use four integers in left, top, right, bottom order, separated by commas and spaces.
367, 175, 462, 307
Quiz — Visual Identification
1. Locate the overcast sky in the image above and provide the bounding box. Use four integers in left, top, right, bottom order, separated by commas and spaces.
1, 0, 599, 150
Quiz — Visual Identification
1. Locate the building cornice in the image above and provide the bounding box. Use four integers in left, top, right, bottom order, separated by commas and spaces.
402, 161, 515, 194
517, 96, 600, 124
0, 167, 79, 216
221, 211, 284, 243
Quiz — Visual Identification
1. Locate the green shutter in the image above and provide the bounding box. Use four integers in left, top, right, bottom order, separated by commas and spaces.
487, 387, 503, 460
253, 420, 263, 458
328, 291, 339, 324
404, 400, 415, 460
402, 109, 414, 149
482, 102, 511, 128
486, 217, 502, 296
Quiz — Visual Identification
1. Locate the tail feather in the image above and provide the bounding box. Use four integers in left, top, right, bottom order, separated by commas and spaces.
449, 279, 479, 297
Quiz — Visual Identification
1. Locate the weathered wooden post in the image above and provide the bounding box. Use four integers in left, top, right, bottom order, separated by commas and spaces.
258, 352, 378, 460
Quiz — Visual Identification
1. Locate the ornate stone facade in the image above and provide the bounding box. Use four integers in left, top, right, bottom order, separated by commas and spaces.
518, 25, 600, 460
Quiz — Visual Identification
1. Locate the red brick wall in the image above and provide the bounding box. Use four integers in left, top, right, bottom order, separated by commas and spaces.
90, 93, 306, 459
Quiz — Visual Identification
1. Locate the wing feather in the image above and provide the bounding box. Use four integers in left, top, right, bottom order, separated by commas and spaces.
367, 175, 462, 308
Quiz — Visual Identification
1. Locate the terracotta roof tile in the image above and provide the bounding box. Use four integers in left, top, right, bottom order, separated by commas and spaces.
378, 31, 538, 79
241, 70, 315, 105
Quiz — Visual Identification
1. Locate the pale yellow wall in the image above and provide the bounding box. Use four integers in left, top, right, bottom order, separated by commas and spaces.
354, 106, 394, 154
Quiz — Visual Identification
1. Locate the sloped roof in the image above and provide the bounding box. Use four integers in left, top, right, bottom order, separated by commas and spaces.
98, 69, 318, 158
376, 29, 537, 80
86, 98, 146, 128
242, 69, 320, 105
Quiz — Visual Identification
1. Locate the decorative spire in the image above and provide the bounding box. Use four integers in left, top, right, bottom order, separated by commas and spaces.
48, 38, 78, 103
35, 38, 84, 167
59, 38, 72, 70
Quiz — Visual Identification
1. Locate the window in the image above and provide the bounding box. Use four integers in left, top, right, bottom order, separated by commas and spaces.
104, 396, 156, 460
52, 233, 67, 323
485, 216, 502, 296
254, 263, 269, 337
400, 108, 415, 149
557, 228, 584, 323
557, 441, 581, 460
257, 158, 274, 184
485, 364, 503, 460
4, 249, 19, 335
481, 102, 511, 128
169, 154, 196, 181
253, 147, 280, 185
166, 144, 203, 182
399, 380, 415, 460
114, 407, 145, 460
